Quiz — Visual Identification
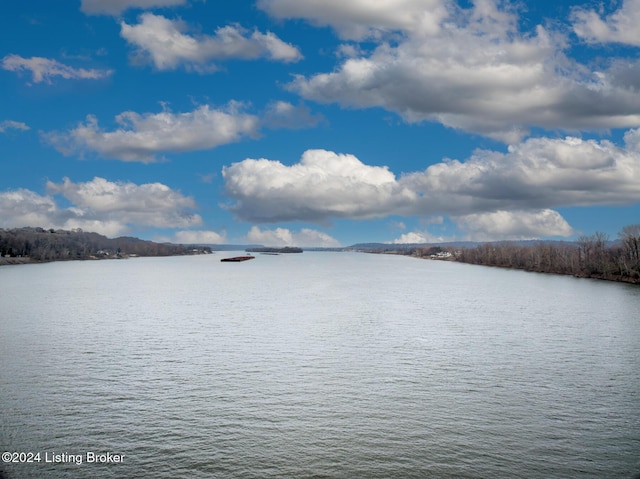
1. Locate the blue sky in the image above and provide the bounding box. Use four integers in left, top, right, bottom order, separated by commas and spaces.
1, 0, 640, 247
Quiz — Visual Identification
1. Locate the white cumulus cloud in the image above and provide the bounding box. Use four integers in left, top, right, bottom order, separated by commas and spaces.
402, 133, 640, 213
1, 177, 202, 237
263, 0, 640, 141
223, 149, 417, 223
454, 210, 574, 241
171, 230, 227, 244
0, 189, 59, 230
246, 226, 340, 247
1, 54, 113, 84
572, 0, 640, 46
246, 225, 293, 246
257, 0, 449, 40
121, 13, 302, 72
44, 102, 260, 162
391, 231, 447, 244
222, 131, 640, 239
46, 177, 201, 228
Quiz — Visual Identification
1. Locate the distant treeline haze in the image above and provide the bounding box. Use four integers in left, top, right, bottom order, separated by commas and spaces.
417, 224, 640, 284
0, 227, 211, 262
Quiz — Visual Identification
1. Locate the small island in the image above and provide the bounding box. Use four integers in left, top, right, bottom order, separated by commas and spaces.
245, 246, 303, 254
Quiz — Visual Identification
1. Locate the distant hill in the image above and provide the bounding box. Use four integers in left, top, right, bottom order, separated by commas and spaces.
345, 241, 479, 251
0, 227, 211, 264
342, 239, 621, 252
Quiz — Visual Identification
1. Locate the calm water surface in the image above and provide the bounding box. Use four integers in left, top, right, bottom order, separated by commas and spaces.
1, 252, 639, 478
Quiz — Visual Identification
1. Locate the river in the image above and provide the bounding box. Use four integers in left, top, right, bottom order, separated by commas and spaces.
1, 252, 639, 478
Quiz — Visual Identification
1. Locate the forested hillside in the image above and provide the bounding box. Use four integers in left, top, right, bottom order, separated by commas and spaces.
427, 225, 640, 284
0, 227, 211, 264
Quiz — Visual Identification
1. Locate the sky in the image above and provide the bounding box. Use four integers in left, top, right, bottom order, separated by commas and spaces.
1, 0, 640, 247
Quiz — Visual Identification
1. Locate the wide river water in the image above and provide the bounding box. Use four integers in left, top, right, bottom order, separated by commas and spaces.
1, 252, 639, 478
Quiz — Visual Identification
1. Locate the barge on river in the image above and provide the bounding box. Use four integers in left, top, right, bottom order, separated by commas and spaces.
220, 255, 255, 262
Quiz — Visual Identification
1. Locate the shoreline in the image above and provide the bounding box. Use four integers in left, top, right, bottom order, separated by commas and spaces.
0, 257, 33, 266
0, 253, 208, 267
420, 255, 640, 285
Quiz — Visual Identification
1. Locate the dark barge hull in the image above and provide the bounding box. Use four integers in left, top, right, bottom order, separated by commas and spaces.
220, 256, 255, 262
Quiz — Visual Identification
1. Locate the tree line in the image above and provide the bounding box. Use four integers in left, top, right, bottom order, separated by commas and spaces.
415, 224, 640, 284
0, 227, 211, 263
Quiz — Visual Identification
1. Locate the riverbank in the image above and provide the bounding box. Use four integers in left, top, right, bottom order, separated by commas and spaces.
0, 252, 215, 267
0, 257, 32, 266
410, 249, 640, 284
446, 258, 640, 285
